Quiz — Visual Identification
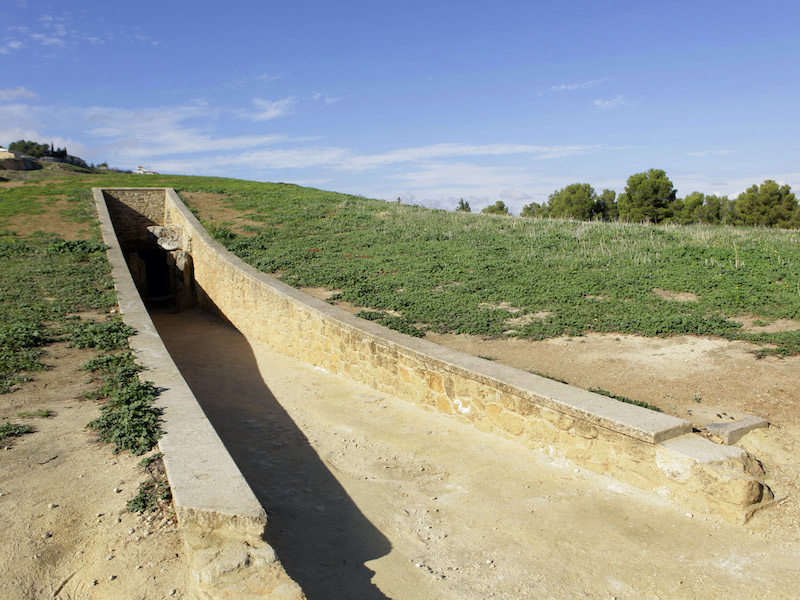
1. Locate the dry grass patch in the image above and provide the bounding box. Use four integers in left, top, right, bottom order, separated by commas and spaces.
181, 191, 264, 236
652, 288, 699, 302
729, 314, 800, 333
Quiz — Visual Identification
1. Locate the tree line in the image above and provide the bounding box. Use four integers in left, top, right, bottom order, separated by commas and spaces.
460, 169, 799, 229
7, 139, 69, 159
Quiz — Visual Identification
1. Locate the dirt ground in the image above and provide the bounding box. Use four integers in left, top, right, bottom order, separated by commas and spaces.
0, 338, 191, 600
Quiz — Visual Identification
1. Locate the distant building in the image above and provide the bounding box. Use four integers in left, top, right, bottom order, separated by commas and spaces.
133, 165, 158, 175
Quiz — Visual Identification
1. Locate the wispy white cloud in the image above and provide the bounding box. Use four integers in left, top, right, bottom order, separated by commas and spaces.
500, 188, 533, 201
0, 94, 647, 215
0, 101, 49, 143
686, 149, 733, 157
0, 39, 24, 54
0, 86, 38, 102
311, 92, 344, 106
83, 103, 302, 159
592, 95, 634, 110
338, 143, 606, 170
244, 93, 342, 120
248, 97, 297, 121
391, 162, 528, 189
543, 78, 608, 94
1, 9, 154, 56
30, 32, 64, 46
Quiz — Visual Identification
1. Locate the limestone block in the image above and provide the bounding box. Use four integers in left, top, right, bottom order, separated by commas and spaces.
569, 420, 599, 440
190, 539, 305, 600
435, 394, 453, 414
515, 397, 541, 418
484, 403, 503, 427
499, 391, 516, 411
706, 415, 769, 446
499, 411, 525, 436
426, 371, 445, 394
541, 407, 575, 431
443, 374, 455, 399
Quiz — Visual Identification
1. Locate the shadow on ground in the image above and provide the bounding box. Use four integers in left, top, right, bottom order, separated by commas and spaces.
152, 309, 392, 600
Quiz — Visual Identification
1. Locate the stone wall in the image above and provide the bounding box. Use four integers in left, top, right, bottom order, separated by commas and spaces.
101, 187, 774, 524
103, 188, 165, 252
94, 188, 305, 600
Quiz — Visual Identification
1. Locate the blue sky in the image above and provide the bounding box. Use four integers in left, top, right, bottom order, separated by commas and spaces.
2, 0, 799, 214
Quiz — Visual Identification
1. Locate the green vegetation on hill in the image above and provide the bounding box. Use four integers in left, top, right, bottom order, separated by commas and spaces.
177, 177, 800, 356
0, 174, 163, 453
1, 169, 798, 361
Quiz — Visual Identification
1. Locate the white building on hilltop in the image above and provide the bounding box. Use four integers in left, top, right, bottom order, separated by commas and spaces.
133, 165, 158, 175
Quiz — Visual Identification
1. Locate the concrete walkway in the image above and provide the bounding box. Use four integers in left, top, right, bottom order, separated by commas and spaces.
152, 309, 799, 600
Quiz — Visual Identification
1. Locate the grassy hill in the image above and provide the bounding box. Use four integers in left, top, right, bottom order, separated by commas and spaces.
1, 166, 799, 392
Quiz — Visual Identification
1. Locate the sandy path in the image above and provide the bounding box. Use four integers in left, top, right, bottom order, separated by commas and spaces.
0, 341, 190, 600
153, 309, 800, 600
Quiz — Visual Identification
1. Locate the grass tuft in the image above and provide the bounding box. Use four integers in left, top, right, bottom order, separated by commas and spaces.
0, 421, 34, 441
589, 388, 663, 412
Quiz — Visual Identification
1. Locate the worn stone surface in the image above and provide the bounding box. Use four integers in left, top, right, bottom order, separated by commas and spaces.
707, 415, 770, 445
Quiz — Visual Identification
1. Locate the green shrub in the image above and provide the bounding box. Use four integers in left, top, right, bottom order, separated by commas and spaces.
68, 318, 134, 350
0, 421, 34, 441
88, 381, 163, 456
127, 453, 171, 513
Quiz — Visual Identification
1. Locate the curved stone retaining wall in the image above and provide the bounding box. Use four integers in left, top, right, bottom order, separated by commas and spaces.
98, 187, 773, 530
94, 189, 305, 599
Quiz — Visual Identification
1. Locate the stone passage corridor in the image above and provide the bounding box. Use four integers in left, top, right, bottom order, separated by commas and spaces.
151, 308, 798, 600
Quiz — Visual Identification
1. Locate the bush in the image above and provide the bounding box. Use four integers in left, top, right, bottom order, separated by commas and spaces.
68, 318, 133, 350
88, 380, 163, 455
0, 421, 34, 441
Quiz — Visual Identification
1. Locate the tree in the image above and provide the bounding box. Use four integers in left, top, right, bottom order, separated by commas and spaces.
7, 139, 68, 159
735, 180, 797, 228
597, 189, 617, 221
481, 201, 510, 216
699, 194, 733, 224
548, 184, 593, 220
548, 183, 616, 221
456, 198, 471, 212
8, 139, 51, 158
617, 169, 676, 223
672, 191, 705, 224
520, 202, 548, 218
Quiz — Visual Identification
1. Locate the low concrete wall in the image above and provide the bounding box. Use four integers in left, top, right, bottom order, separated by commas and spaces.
94, 189, 305, 600
99, 187, 774, 525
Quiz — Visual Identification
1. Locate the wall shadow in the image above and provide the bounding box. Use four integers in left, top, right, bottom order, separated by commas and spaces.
151, 308, 392, 600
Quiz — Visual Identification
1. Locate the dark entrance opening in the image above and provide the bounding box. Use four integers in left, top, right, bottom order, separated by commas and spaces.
124, 245, 178, 312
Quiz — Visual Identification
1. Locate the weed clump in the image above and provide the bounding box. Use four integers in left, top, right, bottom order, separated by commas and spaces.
0, 421, 34, 441
83, 350, 163, 455
68, 318, 133, 350
127, 453, 172, 513
589, 388, 662, 412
